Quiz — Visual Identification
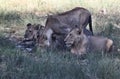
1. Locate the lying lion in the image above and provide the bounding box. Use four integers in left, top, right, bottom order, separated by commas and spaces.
64, 27, 113, 55
17, 23, 44, 52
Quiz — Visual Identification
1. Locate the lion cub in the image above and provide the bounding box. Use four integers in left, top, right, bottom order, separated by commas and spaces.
64, 28, 113, 55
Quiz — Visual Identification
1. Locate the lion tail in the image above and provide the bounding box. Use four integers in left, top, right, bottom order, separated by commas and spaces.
89, 15, 93, 35
106, 39, 113, 52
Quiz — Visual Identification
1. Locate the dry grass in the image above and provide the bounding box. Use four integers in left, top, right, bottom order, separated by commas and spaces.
0, 0, 120, 14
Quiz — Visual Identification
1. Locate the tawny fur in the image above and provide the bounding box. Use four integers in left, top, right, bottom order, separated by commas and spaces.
87, 36, 113, 52
24, 23, 44, 42
106, 39, 113, 52
41, 7, 93, 47
64, 28, 113, 55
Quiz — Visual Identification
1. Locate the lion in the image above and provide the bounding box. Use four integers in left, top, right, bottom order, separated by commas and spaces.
16, 23, 45, 52
40, 7, 93, 47
23, 23, 63, 49
19, 23, 44, 49
24, 23, 44, 41
64, 27, 113, 55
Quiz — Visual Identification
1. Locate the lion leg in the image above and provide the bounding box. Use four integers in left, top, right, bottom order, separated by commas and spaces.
105, 39, 113, 52
79, 47, 87, 55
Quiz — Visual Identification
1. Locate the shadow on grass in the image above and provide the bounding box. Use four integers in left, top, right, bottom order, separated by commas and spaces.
0, 36, 15, 49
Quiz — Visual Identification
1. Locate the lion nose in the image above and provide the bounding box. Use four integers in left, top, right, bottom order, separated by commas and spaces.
64, 39, 67, 42
64, 37, 68, 42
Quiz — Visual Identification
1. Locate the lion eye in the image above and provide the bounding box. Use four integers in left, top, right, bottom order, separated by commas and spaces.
69, 34, 72, 36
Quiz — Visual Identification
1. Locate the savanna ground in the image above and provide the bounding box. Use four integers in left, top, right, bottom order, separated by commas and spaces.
0, 0, 120, 79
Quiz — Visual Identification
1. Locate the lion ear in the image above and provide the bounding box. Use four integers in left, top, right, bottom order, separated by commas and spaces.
26, 23, 32, 28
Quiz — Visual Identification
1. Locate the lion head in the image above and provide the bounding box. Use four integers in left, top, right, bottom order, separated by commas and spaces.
64, 27, 84, 47
24, 23, 44, 41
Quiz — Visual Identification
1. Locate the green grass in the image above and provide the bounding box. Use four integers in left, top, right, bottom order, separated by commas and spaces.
0, 45, 120, 79
0, 0, 120, 79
